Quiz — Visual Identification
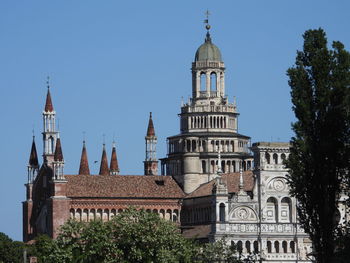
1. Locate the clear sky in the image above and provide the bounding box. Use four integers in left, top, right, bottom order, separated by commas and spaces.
0, 0, 349, 241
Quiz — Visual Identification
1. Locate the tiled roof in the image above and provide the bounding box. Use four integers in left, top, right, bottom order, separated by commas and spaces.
186, 171, 254, 198
65, 175, 185, 198
44, 88, 54, 112
78, 141, 90, 175
182, 224, 211, 239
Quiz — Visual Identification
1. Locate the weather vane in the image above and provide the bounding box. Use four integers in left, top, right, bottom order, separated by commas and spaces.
46, 76, 50, 88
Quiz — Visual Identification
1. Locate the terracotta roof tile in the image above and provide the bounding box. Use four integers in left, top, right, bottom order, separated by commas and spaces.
182, 224, 211, 239
186, 171, 254, 198
78, 141, 90, 175
65, 175, 185, 198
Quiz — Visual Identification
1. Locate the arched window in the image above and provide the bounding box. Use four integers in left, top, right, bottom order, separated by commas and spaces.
274, 241, 280, 253
210, 72, 217, 91
75, 209, 81, 221
246, 241, 251, 253
254, 241, 259, 253
89, 209, 95, 221
165, 209, 171, 220
187, 140, 191, 152
82, 209, 88, 222
48, 136, 54, 154
265, 152, 271, 164
192, 140, 196, 152
160, 209, 165, 219
281, 197, 292, 222
70, 209, 74, 219
290, 241, 295, 253
282, 241, 288, 253
200, 72, 206, 91
273, 153, 278, 164
267, 241, 272, 253
219, 203, 225, 222
281, 153, 286, 162
221, 160, 225, 173
202, 160, 206, 173
173, 209, 179, 222
237, 241, 243, 254
153, 209, 158, 214
103, 209, 109, 222
96, 209, 102, 220
211, 160, 215, 173
267, 197, 278, 222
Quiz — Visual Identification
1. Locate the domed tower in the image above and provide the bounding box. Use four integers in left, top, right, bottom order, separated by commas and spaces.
161, 21, 253, 194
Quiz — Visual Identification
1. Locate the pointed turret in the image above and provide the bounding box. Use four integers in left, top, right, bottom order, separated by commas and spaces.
78, 141, 90, 175
109, 142, 120, 175
146, 112, 155, 137
45, 88, 54, 112
54, 137, 63, 161
29, 137, 39, 167
99, 144, 109, 175
53, 135, 65, 180
28, 136, 39, 183
144, 112, 158, 175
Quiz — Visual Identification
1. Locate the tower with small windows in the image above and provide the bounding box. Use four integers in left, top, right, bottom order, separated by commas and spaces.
161, 21, 253, 193
42, 81, 58, 166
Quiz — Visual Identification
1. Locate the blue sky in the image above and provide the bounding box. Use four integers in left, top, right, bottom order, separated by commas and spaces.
0, 1, 349, 241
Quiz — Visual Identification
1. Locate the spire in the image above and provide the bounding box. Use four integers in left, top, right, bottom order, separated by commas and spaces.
146, 112, 155, 137
54, 136, 63, 161
78, 141, 90, 175
109, 142, 120, 175
29, 136, 39, 167
44, 78, 54, 112
99, 144, 109, 175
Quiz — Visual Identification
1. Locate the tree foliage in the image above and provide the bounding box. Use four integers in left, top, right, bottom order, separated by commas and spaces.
287, 28, 350, 263
0, 232, 25, 263
31, 208, 249, 263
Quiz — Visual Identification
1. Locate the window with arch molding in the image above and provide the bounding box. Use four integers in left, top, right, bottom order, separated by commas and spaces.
219, 203, 225, 222
210, 72, 217, 91
266, 197, 278, 222
281, 197, 292, 222
265, 152, 271, 164
200, 72, 206, 91
273, 153, 278, 164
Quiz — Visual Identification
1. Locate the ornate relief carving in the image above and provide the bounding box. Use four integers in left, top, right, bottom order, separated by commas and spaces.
230, 206, 258, 222
267, 177, 288, 192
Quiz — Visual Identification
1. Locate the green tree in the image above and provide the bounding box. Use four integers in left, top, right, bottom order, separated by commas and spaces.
287, 28, 350, 263
32, 208, 249, 263
0, 232, 25, 263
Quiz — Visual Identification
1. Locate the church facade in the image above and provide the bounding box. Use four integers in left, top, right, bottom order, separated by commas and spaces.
23, 24, 312, 262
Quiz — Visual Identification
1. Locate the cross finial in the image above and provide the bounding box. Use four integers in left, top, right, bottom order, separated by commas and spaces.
102, 133, 106, 145
32, 126, 35, 139
204, 10, 211, 31
46, 76, 50, 89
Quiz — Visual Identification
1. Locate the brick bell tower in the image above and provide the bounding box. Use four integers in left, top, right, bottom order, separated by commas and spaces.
144, 112, 158, 175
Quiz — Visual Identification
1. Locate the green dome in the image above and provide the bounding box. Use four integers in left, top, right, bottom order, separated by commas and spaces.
195, 32, 222, 62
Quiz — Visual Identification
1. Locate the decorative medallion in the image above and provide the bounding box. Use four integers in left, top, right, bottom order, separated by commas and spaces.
237, 207, 249, 219
273, 179, 285, 191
